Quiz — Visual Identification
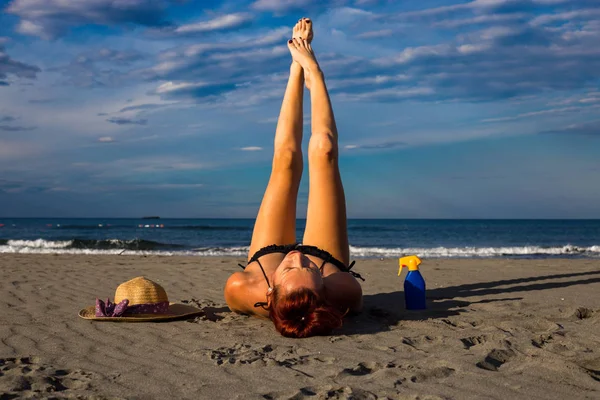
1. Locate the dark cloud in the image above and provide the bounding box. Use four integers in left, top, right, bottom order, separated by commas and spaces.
106, 117, 148, 125
0, 116, 16, 123
541, 120, 600, 135
319, 16, 600, 103
0, 45, 40, 84
0, 179, 26, 193
346, 140, 407, 150
0, 125, 37, 132
0, 179, 51, 194
151, 81, 238, 101
137, 2, 600, 105
49, 48, 146, 88
140, 27, 290, 80
378, 0, 574, 23
28, 98, 58, 104
50, 63, 126, 88
7, 0, 174, 39
91, 48, 146, 64
138, 27, 291, 101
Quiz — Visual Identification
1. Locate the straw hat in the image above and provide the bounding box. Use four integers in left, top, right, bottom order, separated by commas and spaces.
78, 276, 204, 322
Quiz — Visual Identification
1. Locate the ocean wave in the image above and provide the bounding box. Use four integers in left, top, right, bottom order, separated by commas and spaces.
0, 238, 185, 252
348, 244, 600, 258
1, 240, 599, 258
4, 239, 72, 249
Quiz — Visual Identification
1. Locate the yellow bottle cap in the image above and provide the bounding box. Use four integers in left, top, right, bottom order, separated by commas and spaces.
398, 255, 422, 275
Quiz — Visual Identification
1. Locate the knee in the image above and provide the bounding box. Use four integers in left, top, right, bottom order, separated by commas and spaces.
308, 134, 337, 162
273, 147, 302, 172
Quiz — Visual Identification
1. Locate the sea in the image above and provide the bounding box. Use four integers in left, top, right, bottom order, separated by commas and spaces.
0, 218, 599, 259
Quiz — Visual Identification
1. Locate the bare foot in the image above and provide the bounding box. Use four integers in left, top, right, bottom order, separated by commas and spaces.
293, 17, 313, 43
288, 37, 319, 77
291, 18, 314, 89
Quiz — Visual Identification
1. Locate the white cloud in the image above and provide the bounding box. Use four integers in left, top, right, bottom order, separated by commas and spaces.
240, 146, 263, 151
457, 43, 491, 54
393, 45, 451, 64
482, 104, 600, 122
531, 8, 600, 26
98, 136, 115, 142
252, 0, 314, 12
434, 12, 528, 28
174, 13, 252, 34
355, 29, 393, 39
132, 183, 204, 189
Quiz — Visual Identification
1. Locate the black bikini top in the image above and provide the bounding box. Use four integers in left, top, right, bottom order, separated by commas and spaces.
237, 243, 364, 309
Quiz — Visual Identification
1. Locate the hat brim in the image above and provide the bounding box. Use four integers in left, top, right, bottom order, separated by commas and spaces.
78, 303, 204, 322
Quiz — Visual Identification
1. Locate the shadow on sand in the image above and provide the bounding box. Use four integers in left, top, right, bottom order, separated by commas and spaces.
341, 269, 600, 335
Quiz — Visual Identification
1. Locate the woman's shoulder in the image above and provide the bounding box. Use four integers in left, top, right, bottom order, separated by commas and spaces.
323, 271, 363, 313
224, 270, 268, 317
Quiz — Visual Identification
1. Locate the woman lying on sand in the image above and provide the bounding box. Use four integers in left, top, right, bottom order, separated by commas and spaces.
224, 19, 364, 338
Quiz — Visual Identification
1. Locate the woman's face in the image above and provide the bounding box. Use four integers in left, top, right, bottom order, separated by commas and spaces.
270, 250, 324, 295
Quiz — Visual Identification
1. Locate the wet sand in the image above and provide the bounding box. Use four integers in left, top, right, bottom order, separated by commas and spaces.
1, 255, 599, 399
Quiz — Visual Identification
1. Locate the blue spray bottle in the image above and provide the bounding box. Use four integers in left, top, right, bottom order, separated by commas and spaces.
398, 255, 426, 310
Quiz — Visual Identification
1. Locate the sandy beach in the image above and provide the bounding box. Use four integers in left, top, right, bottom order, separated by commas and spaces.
0, 255, 599, 399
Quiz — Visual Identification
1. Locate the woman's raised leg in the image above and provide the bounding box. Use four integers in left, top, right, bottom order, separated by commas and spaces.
247, 19, 313, 260
287, 37, 350, 266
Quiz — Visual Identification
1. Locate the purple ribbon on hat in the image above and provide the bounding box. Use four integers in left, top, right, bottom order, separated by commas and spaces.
95, 298, 169, 317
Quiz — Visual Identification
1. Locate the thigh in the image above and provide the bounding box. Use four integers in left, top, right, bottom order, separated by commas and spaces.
302, 142, 349, 266
248, 157, 301, 261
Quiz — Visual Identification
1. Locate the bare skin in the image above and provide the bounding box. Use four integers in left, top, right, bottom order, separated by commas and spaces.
224, 19, 362, 319
292, 18, 313, 89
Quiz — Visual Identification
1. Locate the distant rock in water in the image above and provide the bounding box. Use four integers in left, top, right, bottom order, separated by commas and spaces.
142, 216, 160, 219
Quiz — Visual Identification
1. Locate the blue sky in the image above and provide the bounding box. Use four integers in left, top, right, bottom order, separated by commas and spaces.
0, 0, 599, 218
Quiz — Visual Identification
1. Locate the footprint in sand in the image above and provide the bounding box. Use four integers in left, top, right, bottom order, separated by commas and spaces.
209, 343, 273, 365
207, 343, 336, 370
460, 335, 488, 349
335, 360, 455, 389
577, 357, 600, 382
574, 307, 595, 320
337, 362, 378, 377
0, 356, 96, 397
399, 335, 444, 353
266, 385, 379, 400
531, 333, 554, 349
409, 366, 455, 383
476, 348, 517, 372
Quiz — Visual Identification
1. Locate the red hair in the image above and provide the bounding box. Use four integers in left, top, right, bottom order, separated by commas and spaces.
269, 287, 344, 338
